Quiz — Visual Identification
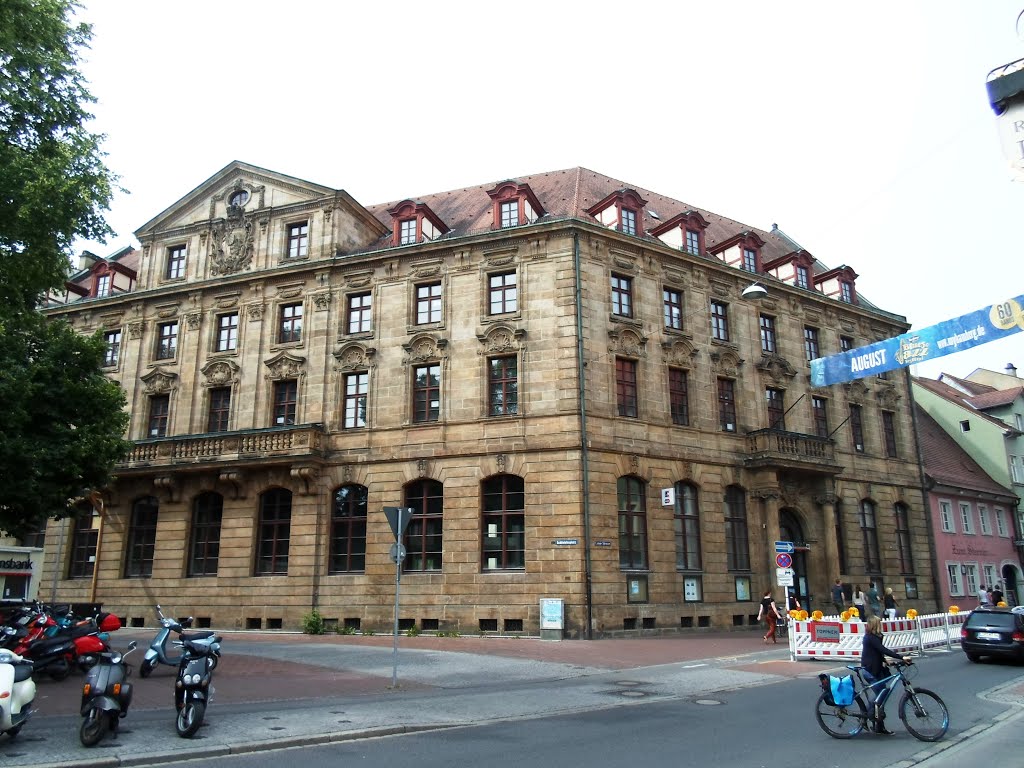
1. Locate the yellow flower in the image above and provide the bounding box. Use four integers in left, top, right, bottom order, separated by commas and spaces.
841, 610, 851, 622
811, 610, 824, 621
997, 601, 1008, 608
906, 609, 918, 619
948, 606, 960, 614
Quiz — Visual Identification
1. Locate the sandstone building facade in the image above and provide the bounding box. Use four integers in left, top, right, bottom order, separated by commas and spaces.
39, 163, 937, 635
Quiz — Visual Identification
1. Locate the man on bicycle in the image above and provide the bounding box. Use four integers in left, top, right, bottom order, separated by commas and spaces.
862, 616, 912, 734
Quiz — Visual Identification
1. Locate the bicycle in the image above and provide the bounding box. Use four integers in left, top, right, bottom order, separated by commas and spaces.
814, 657, 949, 741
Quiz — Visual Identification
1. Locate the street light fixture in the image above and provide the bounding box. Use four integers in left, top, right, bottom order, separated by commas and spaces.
740, 282, 768, 300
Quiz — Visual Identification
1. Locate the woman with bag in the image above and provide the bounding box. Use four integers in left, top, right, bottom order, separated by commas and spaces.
853, 584, 867, 620
758, 588, 782, 644
884, 587, 898, 619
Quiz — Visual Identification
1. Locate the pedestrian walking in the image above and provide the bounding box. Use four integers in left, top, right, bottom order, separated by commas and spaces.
758, 588, 782, 644
853, 584, 867, 620
831, 579, 845, 615
868, 582, 882, 617
977, 584, 989, 606
787, 589, 801, 613
884, 587, 898, 619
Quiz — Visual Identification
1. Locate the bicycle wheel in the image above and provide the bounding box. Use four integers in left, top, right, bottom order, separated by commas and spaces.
815, 693, 868, 738
899, 688, 949, 742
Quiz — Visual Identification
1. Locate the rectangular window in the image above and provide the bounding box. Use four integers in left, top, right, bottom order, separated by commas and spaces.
895, 504, 914, 574
766, 387, 785, 430
500, 200, 519, 228
96, 274, 111, 297
272, 379, 297, 426
860, 500, 881, 572
330, 485, 368, 573
413, 364, 441, 423
616, 358, 638, 418
488, 356, 518, 416
724, 487, 750, 571
399, 218, 417, 245
103, 330, 121, 367
947, 564, 962, 596
663, 288, 682, 330
685, 229, 700, 255
207, 387, 231, 432
188, 494, 222, 577
156, 321, 178, 360
617, 477, 647, 569
124, 498, 158, 578
1011, 455, 1024, 483
796, 265, 809, 289
68, 510, 99, 579
710, 301, 729, 341
759, 314, 776, 353
840, 336, 854, 353
257, 490, 291, 575
939, 500, 954, 533
489, 271, 517, 315
668, 368, 690, 426
882, 411, 898, 458
287, 222, 308, 258
742, 248, 757, 272
416, 282, 442, 324
840, 282, 853, 303
850, 404, 865, 452
674, 484, 702, 571
278, 303, 303, 343
995, 507, 1008, 536
611, 274, 633, 317
984, 564, 998, 591
347, 292, 372, 334
166, 245, 186, 279
959, 502, 974, 534
718, 378, 736, 432
964, 564, 979, 597
343, 371, 368, 428
978, 504, 991, 536
812, 396, 829, 438
216, 312, 238, 352
803, 326, 820, 361
620, 208, 637, 235
148, 394, 169, 437
482, 475, 525, 570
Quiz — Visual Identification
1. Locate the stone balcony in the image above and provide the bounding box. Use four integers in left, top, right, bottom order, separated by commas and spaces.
744, 428, 841, 475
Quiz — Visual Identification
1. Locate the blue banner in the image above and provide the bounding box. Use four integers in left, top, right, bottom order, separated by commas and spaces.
810, 294, 1024, 387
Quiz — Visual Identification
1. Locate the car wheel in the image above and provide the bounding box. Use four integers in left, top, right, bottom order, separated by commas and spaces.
966, 653, 980, 662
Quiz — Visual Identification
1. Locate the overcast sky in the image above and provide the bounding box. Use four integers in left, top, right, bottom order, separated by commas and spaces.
72, 1, 1023, 381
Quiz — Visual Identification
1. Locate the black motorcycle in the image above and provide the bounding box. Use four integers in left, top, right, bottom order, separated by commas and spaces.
79, 640, 137, 746
174, 634, 221, 738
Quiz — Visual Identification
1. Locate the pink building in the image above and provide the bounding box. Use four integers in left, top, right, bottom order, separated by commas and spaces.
917, 406, 1022, 607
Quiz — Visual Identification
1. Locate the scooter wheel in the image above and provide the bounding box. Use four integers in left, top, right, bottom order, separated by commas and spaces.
80, 709, 107, 747
48, 662, 71, 682
139, 658, 156, 678
176, 700, 205, 738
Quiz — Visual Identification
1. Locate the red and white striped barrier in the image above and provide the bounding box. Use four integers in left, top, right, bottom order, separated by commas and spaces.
788, 612, 968, 661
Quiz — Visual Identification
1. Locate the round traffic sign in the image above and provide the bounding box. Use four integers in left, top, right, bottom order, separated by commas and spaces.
389, 543, 407, 563
775, 552, 793, 568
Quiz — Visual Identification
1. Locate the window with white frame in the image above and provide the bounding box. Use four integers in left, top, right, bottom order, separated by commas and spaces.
947, 564, 962, 596
939, 500, 954, 533
959, 502, 974, 534
995, 507, 1009, 537
978, 504, 991, 535
964, 563, 979, 596
984, 564, 998, 590
1016, 413, 1024, 431
1011, 454, 1024, 483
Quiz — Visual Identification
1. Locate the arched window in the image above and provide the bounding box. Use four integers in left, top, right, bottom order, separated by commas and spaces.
189, 492, 223, 577
674, 482, 701, 571
482, 475, 525, 570
330, 484, 367, 573
257, 488, 291, 575
724, 486, 750, 571
124, 496, 159, 578
403, 479, 443, 571
617, 476, 647, 569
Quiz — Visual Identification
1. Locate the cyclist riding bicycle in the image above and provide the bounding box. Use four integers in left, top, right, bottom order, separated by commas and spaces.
862, 615, 912, 735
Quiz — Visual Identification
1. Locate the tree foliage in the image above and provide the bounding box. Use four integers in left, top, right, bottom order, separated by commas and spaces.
0, 0, 129, 536
1, 0, 118, 307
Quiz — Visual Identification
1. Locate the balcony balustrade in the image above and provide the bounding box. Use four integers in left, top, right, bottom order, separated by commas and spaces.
745, 428, 840, 474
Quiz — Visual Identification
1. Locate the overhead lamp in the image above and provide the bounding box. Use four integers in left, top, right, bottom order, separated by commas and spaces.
740, 282, 768, 300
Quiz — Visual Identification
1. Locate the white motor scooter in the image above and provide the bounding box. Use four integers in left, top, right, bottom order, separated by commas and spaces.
0, 632, 36, 740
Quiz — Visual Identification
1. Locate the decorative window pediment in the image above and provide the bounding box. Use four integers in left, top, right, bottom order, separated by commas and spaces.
755, 353, 797, 384
140, 366, 179, 395
709, 231, 766, 274
387, 200, 450, 246
201, 359, 240, 388
710, 348, 744, 377
401, 333, 449, 365
476, 324, 526, 355
486, 181, 545, 229
332, 342, 377, 371
608, 327, 648, 359
586, 188, 648, 237
661, 338, 699, 367
263, 351, 306, 380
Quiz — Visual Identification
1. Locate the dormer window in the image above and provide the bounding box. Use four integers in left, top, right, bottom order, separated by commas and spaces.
387, 200, 449, 246
840, 281, 854, 303
586, 189, 648, 238
763, 249, 815, 290
814, 265, 859, 304
709, 232, 764, 273
796, 265, 810, 289
486, 181, 544, 230
96, 274, 111, 297
650, 210, 709, 256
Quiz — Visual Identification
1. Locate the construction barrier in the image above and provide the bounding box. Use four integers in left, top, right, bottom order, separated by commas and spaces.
788, 612, 968, 661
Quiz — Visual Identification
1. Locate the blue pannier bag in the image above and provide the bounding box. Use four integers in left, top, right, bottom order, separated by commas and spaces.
829, 675, 854, 706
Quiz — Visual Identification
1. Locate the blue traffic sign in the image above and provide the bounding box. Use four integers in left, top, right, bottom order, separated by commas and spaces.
774, 541, 795, 554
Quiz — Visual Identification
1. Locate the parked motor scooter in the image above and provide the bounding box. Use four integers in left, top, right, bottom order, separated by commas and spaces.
140, 605, 216, 678
79, 640, 137, 746
174, 633, 221, 738
0, 642, 36, 740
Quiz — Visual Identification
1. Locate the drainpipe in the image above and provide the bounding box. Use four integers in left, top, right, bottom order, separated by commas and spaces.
574, 231, 594, 639
906, 369, 942, 612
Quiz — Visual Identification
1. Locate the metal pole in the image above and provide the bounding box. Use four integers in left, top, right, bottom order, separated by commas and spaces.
391, 556, 401, 688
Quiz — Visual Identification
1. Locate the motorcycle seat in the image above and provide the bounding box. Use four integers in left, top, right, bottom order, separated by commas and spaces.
180, 630, 216, 641
12, 659, 33, 683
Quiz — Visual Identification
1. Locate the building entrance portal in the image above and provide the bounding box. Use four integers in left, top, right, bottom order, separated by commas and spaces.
779, 509, 809, 613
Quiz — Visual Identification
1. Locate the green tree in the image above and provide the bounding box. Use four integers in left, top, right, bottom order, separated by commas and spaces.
1, 0, 117, 307
0, 0, 129, 536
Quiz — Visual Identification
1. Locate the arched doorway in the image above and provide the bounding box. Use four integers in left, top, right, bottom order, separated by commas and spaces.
1002, 563, 1022, 607
779, 508, 809, 612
